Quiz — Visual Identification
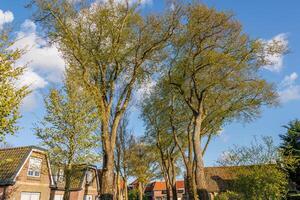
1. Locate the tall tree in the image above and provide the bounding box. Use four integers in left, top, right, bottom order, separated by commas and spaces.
35, 79, 99, 200
0, 31, 28, 142
142, 80, 211, 200
115, 114, 134, 200
280, 119, 300, 190
166, 3, 282, 199
142, 90, 185, 200
127, 138, 158, 200
32, 1, 181, 198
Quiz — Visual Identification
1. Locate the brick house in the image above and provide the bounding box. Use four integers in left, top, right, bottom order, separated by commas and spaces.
144, 181, 186, 200
0, 146, 54, 200
50, 164, 100, 200
129, 166, 239, 200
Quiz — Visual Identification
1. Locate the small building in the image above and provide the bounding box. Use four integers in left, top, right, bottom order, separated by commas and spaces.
204, 166, 238, 199
50, 164, 100, 200
0, 146, 54, 200
142, 180, 186, 200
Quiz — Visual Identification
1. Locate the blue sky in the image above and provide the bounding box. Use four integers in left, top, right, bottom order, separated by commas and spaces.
1, 0, 300, 166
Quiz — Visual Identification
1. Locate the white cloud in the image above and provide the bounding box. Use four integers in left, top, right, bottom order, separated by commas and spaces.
279, 72, 300, 103
262, 33, 288, 72
18, 70, 48, 90
21, 92, 41, 112
281, 72, 298, 87
135, 78, 156, 101
217, 128, 229, 143
0, 9, 13, 29
12, 19, 66, 110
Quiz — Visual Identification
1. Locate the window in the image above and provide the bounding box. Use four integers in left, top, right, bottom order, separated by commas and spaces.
177, 190, 184, 193
21, 192, 40, 200
54, 195, 63, 200
27, 157, 42, 177
84, 195, 93, 200
162, 190, 167, 194
86, 170, 93, 184
58, 169, 64, 182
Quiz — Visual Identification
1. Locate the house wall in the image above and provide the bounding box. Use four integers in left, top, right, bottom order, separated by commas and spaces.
50, 168, 99, 200
78, 168, 99, 200
8, 151, 52, 200
50, 190, 80, 200
152, 189, 185, 200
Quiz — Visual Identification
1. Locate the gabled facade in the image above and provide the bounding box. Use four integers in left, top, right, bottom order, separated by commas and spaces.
0, 146, 53, 200
50, 164, 100, 200
144, 181, 186, 200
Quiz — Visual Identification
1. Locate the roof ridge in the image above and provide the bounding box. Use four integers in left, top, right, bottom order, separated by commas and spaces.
0, 145, 46, 152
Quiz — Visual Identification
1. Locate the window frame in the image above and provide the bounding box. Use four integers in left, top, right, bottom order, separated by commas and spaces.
27, 157, 42, 178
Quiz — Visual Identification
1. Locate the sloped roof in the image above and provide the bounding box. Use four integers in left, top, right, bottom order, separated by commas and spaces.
144, 181, 185, 191
204, 166, 241, 192
0, 146, 47, 186
140, 166, 241, 193
54, 164, 98, 191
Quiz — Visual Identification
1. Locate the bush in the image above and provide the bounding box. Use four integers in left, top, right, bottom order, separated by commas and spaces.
215, 191, 240, 200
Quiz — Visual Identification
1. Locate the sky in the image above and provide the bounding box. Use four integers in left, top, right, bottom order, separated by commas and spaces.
1, 0, 300, 166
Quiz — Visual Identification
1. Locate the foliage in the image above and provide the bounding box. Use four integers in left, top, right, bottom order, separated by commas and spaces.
215, 191, 240, 200
0, 31, 29, 142
33, 0, 181, 196
35, 78, 99, 200
217, 136, 278, 166
217, 136, 290, 200
128, 189, 139, 200
233, 165, 288, 200
280, 119, 300, 189
127, 139, 158, 185
35, 80, 99, 166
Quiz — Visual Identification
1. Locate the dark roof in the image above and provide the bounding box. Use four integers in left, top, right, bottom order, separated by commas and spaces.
204, 166, 242, 192
0, 146, 46, 186
54, 164, 97, 191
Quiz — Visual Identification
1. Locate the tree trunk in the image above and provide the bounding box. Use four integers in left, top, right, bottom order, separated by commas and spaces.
124, 178, 128, 200
116, 172, 121, 200
101, 148, 115, 200
171, 185, 177, 200
165, 176, 171, 200
170, 159, 177, 200
63, 165, 72, 200
138, 182, 143, 200
185, 164, 197, 200
193, 116, 209, 200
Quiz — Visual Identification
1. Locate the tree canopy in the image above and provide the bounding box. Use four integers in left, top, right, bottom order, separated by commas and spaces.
0, 31, 29, 142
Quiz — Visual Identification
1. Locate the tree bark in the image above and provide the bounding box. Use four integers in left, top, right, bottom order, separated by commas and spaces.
193, 116, 209, 200
63, 164, 72, 200
185, 164, 197, 200
170, 159, 178, 200
166, 180, 171, 200
124, 178, 128, 200
101, 149, 115, 200
138, 182, 143, 200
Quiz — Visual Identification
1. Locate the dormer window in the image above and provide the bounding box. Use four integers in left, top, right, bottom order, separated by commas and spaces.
58, 168, 64, 182
27, 157, 42, 177
86, 170, 93, 184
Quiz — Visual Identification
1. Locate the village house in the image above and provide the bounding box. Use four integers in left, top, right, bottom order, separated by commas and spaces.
0, 146, 54, 200
129, 166, 238, 200
204, 166, 238, 200
0, 146, 239, 200
50, 164, 99, 200
143, 181, 186, 200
